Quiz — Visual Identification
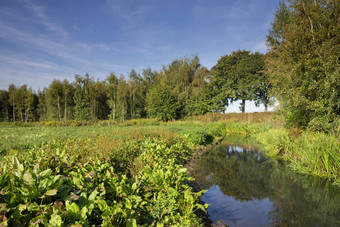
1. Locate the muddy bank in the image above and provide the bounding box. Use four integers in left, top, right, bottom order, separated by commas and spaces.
185, 137, 224, 174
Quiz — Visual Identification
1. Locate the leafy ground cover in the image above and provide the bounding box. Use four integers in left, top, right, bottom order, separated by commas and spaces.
0, 122, 222, 226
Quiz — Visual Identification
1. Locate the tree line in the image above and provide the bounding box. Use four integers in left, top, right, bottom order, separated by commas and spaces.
0, 53, 270, 122
1, 0, 338, 129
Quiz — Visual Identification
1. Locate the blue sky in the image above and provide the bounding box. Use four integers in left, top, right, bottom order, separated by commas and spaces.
0, 0, 280, 111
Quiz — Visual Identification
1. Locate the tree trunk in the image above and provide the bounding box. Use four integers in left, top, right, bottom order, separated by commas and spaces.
25, 107, 28, 123
241, 99, 246, 113
265, 103, 268, 112
64, 95, 67, 120
12, 99, 15, 122
113, 101, 116, 120
57, 95, 61, 121
6, 107, 9, 122
93, 99, 95, 119
132, 94, 135, 118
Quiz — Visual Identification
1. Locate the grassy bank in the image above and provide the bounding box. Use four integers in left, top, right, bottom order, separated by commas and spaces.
254, 129, 340, 186
187, 112, 340, 186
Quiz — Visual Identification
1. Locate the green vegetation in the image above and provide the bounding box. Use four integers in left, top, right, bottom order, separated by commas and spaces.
211, 50, 270, 112
1, 0, 339, 225
266, 0, 340, 128
0, 123, 218, 226
0, 111, 339, 225
255, 129, 340, 186
0, 53, 270, 123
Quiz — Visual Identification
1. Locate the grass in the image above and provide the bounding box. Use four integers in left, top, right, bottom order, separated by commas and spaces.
0, 120, 227, 152
255, 128, 340, 186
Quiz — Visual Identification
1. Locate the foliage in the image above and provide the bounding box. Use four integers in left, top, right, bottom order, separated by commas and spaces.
146, 83, 180, 121
266, 0, 340, 128
255, 128, 340, 184
211, 50, 270, 113
186, 131, 214, 146
0, 130, 208, 226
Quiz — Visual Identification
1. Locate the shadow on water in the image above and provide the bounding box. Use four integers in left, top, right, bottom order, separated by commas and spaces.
192, 136, 340, 227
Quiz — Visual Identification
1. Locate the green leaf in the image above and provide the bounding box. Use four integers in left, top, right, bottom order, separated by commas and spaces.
45, 189, 58, 196
96, 200, 108, 211
127, 218, 137, 227
66, 200, 81, 220
14, 156, 24, 173
88, 189, 98, 201
49, 213, 63, 226
72, 176, 83, 189
70, 192, 80, 201
81, 206, 88, 220
39, 169, 51, 177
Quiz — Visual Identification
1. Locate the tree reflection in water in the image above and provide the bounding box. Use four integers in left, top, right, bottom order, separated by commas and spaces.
192, 139, 340, 227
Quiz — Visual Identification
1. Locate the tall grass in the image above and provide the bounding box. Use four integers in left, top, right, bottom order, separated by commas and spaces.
183, 112, 281, 125
255, 129, 340, 185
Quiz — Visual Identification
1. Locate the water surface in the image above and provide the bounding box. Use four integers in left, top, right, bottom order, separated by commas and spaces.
192, 139, 340, 227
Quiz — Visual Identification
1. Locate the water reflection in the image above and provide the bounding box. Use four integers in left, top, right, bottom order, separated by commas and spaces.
192, 139, 340, 227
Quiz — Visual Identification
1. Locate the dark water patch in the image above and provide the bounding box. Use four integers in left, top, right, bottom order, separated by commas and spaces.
192, 139, 340, 227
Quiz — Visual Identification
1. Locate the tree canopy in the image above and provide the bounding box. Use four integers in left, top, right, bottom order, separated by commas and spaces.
211, 50, 270, 113
266, 0, 340, 129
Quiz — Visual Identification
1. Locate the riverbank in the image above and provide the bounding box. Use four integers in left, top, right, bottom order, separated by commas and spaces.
185, 113, 340, 186
189, 138, 340, 227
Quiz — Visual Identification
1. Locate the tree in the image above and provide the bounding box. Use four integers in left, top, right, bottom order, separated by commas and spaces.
62, 79, 74, 121
211, 50, 268, 112
74, 74, 92, 120
160, 55, 207, 117
8, 84, 16, 122
128, 69, 137, 119
46, 79, 63, 121
24, 87, 35, 122
145, 82, 180, 121
253, 53, 272, 111
106, 73, 118, 120
37, 89, 47, 121
90, 80, 109, 120
15, 85, 29, 122
0, 90, 10, 121
116, 75, 128, 121
266, 0, 340, 129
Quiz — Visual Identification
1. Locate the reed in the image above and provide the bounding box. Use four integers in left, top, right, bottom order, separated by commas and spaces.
255, 129, 340, 184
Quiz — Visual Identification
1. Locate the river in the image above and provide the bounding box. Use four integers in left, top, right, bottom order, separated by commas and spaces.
191, 137, 340, 227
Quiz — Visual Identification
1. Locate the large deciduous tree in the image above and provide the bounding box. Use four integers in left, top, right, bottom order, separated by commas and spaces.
266, 0, 340, 129
211, 50, 269, 113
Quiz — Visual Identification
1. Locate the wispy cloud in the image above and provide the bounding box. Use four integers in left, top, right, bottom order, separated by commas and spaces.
0, 55, 78, 72
20, 0, 68, 39
103, 0, 159, 27
0, 21, 90, 66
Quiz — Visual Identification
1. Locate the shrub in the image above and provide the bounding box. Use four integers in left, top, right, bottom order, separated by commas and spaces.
187, 131, 214, 146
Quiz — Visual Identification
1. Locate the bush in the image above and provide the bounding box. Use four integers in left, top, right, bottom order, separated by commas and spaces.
187, 131, 214, 146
